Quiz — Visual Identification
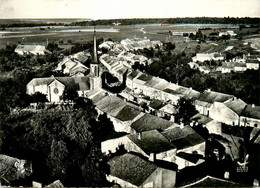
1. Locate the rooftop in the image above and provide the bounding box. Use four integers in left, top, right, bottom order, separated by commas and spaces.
191, 114, 213, 125
180, 175, 246, 188
241, 104, 260, 120
127, 130, 176, 155
115, 105, 142, 121
131, 113, 173, 133
27, 76, 90, 91
224, 98, 247, 116
162, 126, 205, 150
197, 90, 234, 104
108, 153, 157, 187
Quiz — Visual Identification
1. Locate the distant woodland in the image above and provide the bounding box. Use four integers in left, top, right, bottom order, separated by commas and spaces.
1, 17, 260, 28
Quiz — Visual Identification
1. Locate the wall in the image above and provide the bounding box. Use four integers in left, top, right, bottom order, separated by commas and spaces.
142, 167, 176, 188
106, 175, 137, 188
240, 116, 260, 128
209, 102, 239, 126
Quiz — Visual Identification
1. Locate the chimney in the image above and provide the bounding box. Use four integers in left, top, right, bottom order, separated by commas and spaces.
207, 88, 211, 92
138, 132, 142, 140
179, 122, 184, 129
149, 153, 155, 162
170, 115, 175, 122
224, 171, 230, 179
252, 104, 255, 108
253, 179, 259, 187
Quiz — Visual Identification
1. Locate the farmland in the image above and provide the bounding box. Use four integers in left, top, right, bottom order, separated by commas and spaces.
0, 23, 240, 49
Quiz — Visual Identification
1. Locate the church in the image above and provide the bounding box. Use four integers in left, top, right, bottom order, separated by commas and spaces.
26, 28, 102, 103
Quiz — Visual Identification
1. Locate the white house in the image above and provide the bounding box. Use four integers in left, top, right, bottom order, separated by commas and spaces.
15, 44, 49, 55
27, 76, 91, 102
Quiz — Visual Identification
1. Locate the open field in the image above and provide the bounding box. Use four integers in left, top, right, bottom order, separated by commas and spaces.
0, 24, 241, 49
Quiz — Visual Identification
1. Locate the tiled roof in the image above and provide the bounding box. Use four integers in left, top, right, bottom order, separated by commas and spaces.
15, 44, 46, 52
115, 105, 142, 121
0, 154, 32, 184
246, 59, 259, 64
127, 130, 176, 154
224, 99, 247, 116
191, 114, 213, 125
95, 95, 126, 116
108, 153, 157, 186
27, 76, 90, 91
162, 126, 205, 150
197, 90, 233, 104
149, 99, 164, 110
180, 175, 246, 188
131, 113, 173, 133
241, 105, 260, 120
159, 103, 177, 114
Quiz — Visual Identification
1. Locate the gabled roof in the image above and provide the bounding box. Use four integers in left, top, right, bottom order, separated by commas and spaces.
149, 99, 164, 110
197, 90, 234, 104
241, 105, 260, 120
127, 70, 141, 80
159, 103, 177, 115
95, 95, 126, 116
131, 113, 173, 133
115, 105, 142, 121
191, 113, 213, 125
246, 59, 259, 64
162, 126, 205, 150
108, 153, 157, 187
27, 76, 90, 91
15, 44, 46, 53
127, 130, 176, 155
224, 98, 247, 116
176, 152, 204, 164
180, 175, 246, 188
136, 73, 153, 82
185, 89, 201, 100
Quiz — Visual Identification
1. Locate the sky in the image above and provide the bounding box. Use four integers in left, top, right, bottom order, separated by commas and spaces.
0, 0, 260, 19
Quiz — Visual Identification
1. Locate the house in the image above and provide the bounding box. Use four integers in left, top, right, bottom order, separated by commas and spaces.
158, 103, 177, 121
246, 59, 259, 70
162, 126, 206, 156
191, 114, 222, 135
130, 113, 175, 133
0, 154, 32, 186
107, 153, 176, 188
112, 105, 145, 133
240, 104, 260, 128
209, 98, 247, 126
179, 175, 246, 188
55, 57, 88, 76
99, 41, 115, 50
195, 89, 234, 116
102, 129, 177, 162
27, 76, 91, 102
15, 44, 49, 55
192, 53, 224, 62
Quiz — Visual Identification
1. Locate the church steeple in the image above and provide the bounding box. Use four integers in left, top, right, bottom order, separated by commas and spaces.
90, 23, 99, 77
90, 23, 102, 90
92, 24, 98, 64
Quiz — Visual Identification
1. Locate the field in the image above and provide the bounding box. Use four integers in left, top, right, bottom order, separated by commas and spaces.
0, 23, 240, 49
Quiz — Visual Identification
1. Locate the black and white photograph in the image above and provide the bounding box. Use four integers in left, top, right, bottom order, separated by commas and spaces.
0, 0, 260, 187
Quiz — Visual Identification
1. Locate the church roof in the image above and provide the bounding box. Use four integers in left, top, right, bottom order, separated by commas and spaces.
27, 76, 90, 91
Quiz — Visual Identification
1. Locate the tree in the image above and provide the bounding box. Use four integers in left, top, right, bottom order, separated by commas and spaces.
62, 85, 78, 102
30, 92, 47, 103
175, 97, 198, 125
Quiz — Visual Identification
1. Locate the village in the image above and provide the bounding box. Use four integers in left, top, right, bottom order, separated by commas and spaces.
1, 24, 260, 187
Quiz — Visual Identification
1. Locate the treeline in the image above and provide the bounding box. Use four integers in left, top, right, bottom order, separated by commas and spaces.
74, 17, 260, 26
1, 17, 259, 28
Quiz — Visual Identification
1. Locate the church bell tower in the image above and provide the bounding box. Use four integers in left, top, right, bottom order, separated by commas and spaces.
90, 24, 102, 90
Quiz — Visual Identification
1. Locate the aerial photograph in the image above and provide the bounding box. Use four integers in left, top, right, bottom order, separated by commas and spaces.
0, 0, 260, 187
